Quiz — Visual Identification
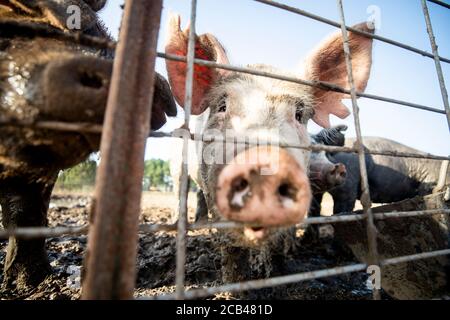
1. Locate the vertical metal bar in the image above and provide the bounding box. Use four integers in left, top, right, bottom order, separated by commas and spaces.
175, 0, 198, 300
421, 0, 450, 133
336, 0, 381, 300
434, 160, 449, 192
82, 0, 163, 300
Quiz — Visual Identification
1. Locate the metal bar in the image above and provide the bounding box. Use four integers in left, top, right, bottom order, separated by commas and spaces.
2, 208, 448, 240
2, 119, 449, 161
434, 160, 449, 192
81, 0, 163, 300
381, 249, 450, 266
146, 263, 368, 300
253, 0, 450, 64
0, 119, 103, 134
427, 0, 450, 10
0, 20, 116, 49
159, 52, 447, 115
421, 0, 450, 132
336, 0, 381, 300
175, 0, 198, 300
146, 247, 450, 300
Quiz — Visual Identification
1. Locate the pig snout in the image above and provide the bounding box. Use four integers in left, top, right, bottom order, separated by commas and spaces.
42, 56, 112, 123
326, 163, 347, 187
215, 146, 311, 240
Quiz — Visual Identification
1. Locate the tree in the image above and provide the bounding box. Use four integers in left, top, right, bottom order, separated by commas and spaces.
144, 159, 171, 190
55, 159, 97, 190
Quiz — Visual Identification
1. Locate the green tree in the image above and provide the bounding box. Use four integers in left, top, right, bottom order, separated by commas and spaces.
55, 159, 97, 190
144, 159, 171, 190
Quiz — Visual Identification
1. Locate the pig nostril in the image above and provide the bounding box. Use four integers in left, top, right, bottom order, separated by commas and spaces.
79, 71, 104, 89
232, 177, 249, 192
278, 183, 297, 201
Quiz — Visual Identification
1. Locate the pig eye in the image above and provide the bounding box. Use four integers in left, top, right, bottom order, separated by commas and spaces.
217, 94, 227, 113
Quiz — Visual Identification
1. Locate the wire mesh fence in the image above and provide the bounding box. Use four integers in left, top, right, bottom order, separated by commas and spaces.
0, 0, 449, 300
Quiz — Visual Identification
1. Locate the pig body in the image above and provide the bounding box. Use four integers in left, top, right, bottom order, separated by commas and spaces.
0, 0, 176, 291
315, 136, 449, 215
165, 13, 374, 291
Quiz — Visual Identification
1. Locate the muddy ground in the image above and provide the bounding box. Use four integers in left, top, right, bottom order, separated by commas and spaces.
0, 192, 383, 300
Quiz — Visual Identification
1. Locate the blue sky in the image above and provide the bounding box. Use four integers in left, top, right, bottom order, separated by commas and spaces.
99, 0, 450, 159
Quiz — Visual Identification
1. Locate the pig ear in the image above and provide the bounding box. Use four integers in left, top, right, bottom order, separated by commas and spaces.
165, 13, 230, 115
304, 23, 374, 128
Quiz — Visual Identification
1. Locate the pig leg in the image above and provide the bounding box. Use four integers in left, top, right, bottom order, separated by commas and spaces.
309, 193, 324, 218
194, 189, 208, 223
0, 176, 56, 291
331, 191, 357, 214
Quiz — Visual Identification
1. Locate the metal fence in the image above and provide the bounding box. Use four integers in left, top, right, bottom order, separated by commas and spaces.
0, 0, 450, 300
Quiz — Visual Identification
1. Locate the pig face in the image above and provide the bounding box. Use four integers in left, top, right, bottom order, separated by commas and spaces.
309, 127, 348, 194
0, 1, 176, 181
166, 14, 373, 245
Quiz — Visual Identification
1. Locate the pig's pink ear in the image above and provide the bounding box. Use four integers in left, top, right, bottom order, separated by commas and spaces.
303, 23, 374, 128
165, 13, 229, 115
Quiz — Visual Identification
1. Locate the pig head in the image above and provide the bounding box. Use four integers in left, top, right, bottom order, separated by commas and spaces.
309, 125, 348, 194
165, 14, 374, 246
0, 0, 176, 182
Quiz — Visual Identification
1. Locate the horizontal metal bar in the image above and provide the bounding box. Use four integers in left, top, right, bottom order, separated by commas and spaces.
253, 0, 450, 64
0, 20, 115, 49
373, 208, 450, 219
0, 119, 103, 133
144, 263, 368, 300
1, 208, 448, 240
2, 119, 449, 161
146, 247, 450, 300
427, 0, 450, 10
381, 248, 450, 266
159, 52, 447, 115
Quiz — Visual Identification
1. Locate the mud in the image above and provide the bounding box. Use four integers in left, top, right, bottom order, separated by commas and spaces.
0, 193, 382, 300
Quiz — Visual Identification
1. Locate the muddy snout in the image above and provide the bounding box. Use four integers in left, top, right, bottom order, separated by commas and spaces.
216, 146, 312, 240
42, 56, 112, 122
327, 163, 347, 186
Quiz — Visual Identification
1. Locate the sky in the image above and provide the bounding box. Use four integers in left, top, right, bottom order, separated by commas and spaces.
98, 0, 450, 159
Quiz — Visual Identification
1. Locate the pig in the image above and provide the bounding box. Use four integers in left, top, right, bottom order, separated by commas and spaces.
0, 0, 176, 291
165, 13, 374, 289
312, 129, 450, 215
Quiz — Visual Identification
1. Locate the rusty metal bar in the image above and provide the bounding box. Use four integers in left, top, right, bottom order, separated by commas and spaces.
253, 0, 450, 64
0, 119, 103, 134
381, 248, 450, 266
2, 120, 449, 161
81, 0, 163, 300
0, 19, 116, 49
144, 248, 450, 300
1, 18, 448, 114
147, 263, 368, 300
421, 0, 450, 132
175, 0, 199, 300
159, 52, 447, 115
2, 208, 448, 240
427, 0, 450, 10
336, 0, 381, 300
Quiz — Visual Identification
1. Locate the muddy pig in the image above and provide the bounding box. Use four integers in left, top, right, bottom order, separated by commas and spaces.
0, 0, 176, 291
309, 125, 348, 217
313, 129, 449, 215
165, 13, 374, 292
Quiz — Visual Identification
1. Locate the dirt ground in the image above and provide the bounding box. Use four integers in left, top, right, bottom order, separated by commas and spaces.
0, 191, 379, 300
